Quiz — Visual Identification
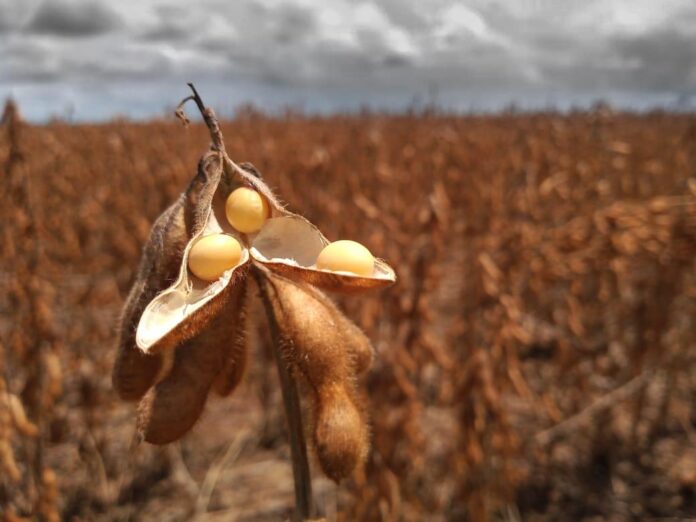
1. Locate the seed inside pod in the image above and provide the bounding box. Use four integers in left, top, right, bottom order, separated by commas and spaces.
316, 240, 375, 276
225, 187, 269, 233
188, 234, 242, 281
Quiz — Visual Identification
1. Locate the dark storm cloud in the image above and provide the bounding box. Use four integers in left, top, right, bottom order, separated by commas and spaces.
140, 5, 192, 42
0, 6, 12, 31
198, 2, 424, 89
378, 0, 429, 33
271, 4, 316, 45
2, 41, 60, 82
613, 30, 696, 91
141, 24, 190, 42
27, 0, 122, 37
382, 54, 412, 67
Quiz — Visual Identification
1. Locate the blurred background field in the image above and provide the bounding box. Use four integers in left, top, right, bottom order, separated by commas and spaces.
1, 104, 696, 520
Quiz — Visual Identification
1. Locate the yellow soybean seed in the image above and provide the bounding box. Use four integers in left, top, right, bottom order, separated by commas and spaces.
225, 187, 269, 234
188, 234, 242, 281
316, 240, 375, 276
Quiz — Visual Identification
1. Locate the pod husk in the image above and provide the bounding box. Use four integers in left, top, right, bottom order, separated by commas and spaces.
135, 235, 249, 354
113, 152, 246, 401
313, 384, 368, 482
135, 154, 251, 355
266, 273, 370, 481
252, 216, 396, 294
212, 280, 249, 396
136, 279, 248, 444
279, 276, 374, 375
116, 146, 391, 457
113, 188, 194, 401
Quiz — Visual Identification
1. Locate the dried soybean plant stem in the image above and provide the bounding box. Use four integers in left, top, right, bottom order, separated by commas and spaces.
195, 429, 250, 519
177, 85, 316, 519
534, 369, 656, 446
176, 83, 226, 154
253, 266, 316, 521
177, 85, 261, 182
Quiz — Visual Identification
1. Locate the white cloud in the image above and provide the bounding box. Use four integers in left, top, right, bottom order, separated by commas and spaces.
434, 4, 493, 45
570, 0, 691, 36
352, 2, 419, 57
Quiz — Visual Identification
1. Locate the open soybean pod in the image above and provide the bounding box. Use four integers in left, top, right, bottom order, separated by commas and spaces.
113, 131, 396, 484
113, 153, 254, 443
251, 215, 395, 294
220, 155, 396, 295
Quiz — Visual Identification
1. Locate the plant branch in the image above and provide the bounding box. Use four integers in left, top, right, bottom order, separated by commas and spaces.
534, 369, 656, 446
176, 85, 266, 185
176, 83, 315, 519
175, 83, 226, 154
252, 266, 315, 521
195, 430, 251, 519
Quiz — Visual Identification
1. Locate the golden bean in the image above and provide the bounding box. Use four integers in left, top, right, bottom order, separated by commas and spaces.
188, 234, 242, 281
225, 187, 269, 233
316, 240, 374, 276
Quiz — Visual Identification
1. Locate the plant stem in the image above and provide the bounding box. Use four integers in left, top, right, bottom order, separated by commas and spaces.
181, 84, 315, 520
253, 267, 315, 521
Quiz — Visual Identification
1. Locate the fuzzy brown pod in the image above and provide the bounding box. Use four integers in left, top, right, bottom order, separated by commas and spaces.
114, 152, 256, 445
113, 153, 250, 395
212, 280, 249, 396
137, 277, 248, 444
266, 274, 371, 481
116, 152, 391, 383
114, 121, 394, 469
135, 154, 250, 356
112, 153, 238, 401
112, 200, 189, 401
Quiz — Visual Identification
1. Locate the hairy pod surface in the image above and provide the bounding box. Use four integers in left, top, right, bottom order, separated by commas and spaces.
340, 315, 374, 376
137, 279, 248, 444
277, 277, 374, 375
114, 153, 249, 400
267, 274, 370, 480
135, 154, 247, 354
212, 280, 249, 396
313, 384, 368, 482
114, 133, 394, 461
112, 200, 189, 401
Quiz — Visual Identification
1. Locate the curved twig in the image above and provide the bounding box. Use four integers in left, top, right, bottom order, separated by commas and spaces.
175, 83, 226, 153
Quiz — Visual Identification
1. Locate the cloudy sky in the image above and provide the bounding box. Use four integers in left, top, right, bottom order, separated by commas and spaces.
1, 0, 695, 121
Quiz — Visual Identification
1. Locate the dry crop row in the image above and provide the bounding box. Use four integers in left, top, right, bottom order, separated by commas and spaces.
1, 103, 695, 520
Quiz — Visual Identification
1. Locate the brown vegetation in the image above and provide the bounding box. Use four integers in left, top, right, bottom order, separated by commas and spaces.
1, 103, 695, 520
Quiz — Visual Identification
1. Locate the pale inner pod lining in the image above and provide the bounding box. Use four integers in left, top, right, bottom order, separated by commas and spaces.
136, 195, 248, 352
250, 216, 327, 267
250, 216, 395, 280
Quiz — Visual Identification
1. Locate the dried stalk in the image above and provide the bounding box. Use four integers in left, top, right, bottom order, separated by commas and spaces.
178, 84, 315, 521
253, 267, 315, 521
534, 369, 656, 446
195, 430, 250, 518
